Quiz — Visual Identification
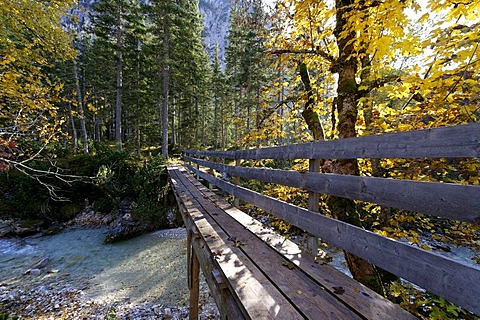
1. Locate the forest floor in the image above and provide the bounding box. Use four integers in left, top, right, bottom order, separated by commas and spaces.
0, 226, 219, 319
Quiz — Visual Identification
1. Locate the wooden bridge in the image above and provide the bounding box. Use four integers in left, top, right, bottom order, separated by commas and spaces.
167, 123, 480, 319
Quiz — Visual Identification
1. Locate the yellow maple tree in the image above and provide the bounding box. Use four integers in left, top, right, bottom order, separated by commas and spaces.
0, 0, 75, 170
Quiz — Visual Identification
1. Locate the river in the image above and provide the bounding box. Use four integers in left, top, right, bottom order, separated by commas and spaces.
0, 227, 218, 319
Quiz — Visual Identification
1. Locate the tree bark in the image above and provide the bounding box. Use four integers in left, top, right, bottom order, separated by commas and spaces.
299, 62, 325, 141
73, 60, 89, 155
67, 102, 78, 151
171, 96, 176, 146
161, 15, 170, 158
330, 0, 386, 296
115, 5, 123, 151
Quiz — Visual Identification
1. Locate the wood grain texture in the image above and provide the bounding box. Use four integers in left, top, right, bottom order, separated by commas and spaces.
168, 166, 304, 320
174, 167, 366, 320
185, 123, 480, 160
168, 168, 246, 319
182, 168, 417, 320
184, 156, 480, 224
185, 164, 480, 315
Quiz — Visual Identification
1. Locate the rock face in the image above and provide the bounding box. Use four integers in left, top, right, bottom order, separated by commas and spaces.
199, 0, 231, 65
73, 0, 232, 66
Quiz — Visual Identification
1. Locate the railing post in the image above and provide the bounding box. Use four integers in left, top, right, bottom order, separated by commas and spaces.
307, 159, 320, 258
188, 230, 200, 320
233, 158, 241, 208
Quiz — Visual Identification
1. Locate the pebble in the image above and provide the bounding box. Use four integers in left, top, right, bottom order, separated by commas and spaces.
30, 268, 41, 276
0, 277, 219, 319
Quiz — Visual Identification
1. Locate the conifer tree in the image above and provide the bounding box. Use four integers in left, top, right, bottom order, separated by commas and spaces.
90, 0, 135, 149
149, 0, 212, 153
225, 0, 273, 147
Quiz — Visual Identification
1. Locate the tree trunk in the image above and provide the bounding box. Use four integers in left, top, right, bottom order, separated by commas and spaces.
330, 0, 386, 296
73, 60, 89, 154
213, 90, 218, 148
161, 16, 170, 158
115, 5, 123, 151
171, 96, 176, 146
299, 62, 325, 141
67, 102, 78, 151
194, 88, 199, 143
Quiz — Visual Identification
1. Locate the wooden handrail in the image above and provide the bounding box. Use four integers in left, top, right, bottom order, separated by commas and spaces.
186, 164, 480, 315
182, 123, 480, 315
184, 156, 480, 224
185, 123, 480, 160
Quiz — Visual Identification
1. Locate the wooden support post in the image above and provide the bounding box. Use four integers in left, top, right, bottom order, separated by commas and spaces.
307, 159, 320, 257
189, 249, 200, 320
187, 230, 192, 288
196, 163, 200, 181
207, 168, 214, 190
233, 158, 241, 208
187, 230, 200, 320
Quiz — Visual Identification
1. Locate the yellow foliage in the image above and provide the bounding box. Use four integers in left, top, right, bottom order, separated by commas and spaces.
0, 0, 75, 142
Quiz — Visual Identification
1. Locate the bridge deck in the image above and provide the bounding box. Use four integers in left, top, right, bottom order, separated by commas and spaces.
167, 165, 416, 319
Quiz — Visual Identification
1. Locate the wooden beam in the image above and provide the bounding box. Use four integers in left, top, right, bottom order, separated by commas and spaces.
307, 159, 320, 257
185, 157, 480, 224
174, 167, 366, 319
168, 166, 304, 319
185, 169, 417, 320
185, 123, 480, 160
186, 164, 480, 315
189, 248, 200, 320
168, 167, 247, 319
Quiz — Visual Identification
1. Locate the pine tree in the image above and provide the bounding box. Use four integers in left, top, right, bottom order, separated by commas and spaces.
89, 0, 135, 150
225, 0, 273, 148
148, 0, 212, 154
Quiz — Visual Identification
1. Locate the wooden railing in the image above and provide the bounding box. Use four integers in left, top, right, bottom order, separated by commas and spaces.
183, 123, 480, 315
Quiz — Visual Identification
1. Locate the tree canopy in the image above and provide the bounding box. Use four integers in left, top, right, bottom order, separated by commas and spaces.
0, 0, 75, 170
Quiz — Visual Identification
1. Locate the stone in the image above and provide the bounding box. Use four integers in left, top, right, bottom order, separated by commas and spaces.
30, 269, 41, 276
13, 220, 43, 237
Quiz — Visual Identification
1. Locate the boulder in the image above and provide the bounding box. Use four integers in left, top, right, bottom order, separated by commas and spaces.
104, 201, 149, 243
13, 220, 43, 237
0, 220, 13, 238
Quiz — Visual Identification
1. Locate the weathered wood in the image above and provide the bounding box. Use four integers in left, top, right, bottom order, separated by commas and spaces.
186, 164, 480, 315
307, 159, 320, 256
185, 123, 480, 160
174, 167, 366, 319
168, 168, 247, 319
234, 158, 241, 208
212, 269, 228, 290
189, 249, 200, 320
185, 156, 480, 224
168, 166, 304, 319
183, 169, 417, 320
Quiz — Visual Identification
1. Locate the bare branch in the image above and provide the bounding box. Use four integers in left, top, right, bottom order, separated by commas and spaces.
267, 48, 334, 63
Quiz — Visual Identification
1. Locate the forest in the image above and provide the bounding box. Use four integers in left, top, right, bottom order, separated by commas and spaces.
0, 0, 479, 319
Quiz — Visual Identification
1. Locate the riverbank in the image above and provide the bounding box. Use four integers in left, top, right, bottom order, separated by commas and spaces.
0, 227, 219, 319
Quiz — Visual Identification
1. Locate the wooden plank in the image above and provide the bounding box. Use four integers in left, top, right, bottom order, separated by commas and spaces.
186, 164, 480, 315
185, 123, 480, 160
174, 167, 366, 320
168, 166, 304, 319
183, 169, 417, 320
168, 167, 246, 319
185, 156, 480, 224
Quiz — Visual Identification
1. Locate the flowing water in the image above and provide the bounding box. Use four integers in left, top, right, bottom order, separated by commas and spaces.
0, 227, 207, 306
